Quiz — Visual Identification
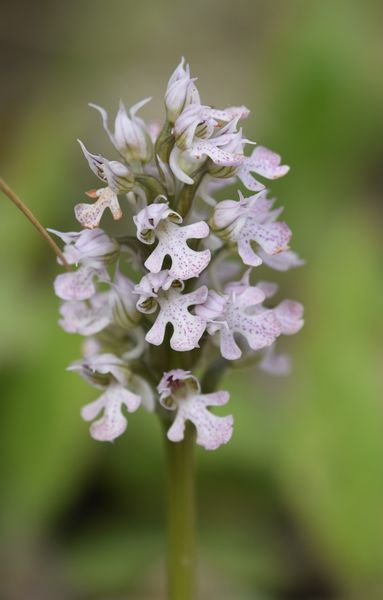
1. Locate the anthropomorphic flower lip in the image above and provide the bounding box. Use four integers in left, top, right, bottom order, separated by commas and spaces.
237, 145, 290, 192
73, 141, 135, 228
212, 190, 292, 267
134, 202, 211, 281
196, 285, 282, 360
69, 353, 154, 442
158, 369, 233, 450
135, 272, 208, 351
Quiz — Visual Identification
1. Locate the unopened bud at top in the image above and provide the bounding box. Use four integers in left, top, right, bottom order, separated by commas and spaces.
90, 98, 153, 163
165, 57, 200, 124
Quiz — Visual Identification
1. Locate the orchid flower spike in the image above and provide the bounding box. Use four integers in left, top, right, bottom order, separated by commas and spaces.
51, 58, 303, 449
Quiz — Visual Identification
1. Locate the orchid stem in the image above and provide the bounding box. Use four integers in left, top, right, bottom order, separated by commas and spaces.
164, 423, 196, 600
0, 178, 71, 271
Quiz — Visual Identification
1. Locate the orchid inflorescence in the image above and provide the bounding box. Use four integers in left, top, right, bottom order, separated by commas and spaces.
51, 58, 304, 451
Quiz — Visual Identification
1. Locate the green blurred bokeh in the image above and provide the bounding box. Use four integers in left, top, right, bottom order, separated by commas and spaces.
1, 1, 383, 598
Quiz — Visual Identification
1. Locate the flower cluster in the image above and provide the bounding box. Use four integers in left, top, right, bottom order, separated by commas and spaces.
52, 58, 304, 450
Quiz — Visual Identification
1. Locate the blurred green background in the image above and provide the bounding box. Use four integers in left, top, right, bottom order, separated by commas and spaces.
1, 1, 383, 598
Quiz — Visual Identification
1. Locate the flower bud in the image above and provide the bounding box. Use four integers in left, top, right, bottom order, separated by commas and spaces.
78, 140, 134, 193
90, 98, 153, 163
165, 57, 200, 124
113, 99, 153, 162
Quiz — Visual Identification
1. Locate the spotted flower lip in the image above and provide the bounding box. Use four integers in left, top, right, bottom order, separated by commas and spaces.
135, 273, 208, 351
158, 369, 233, 450
212, 190, 292, 267
75, 141, 135, 228
69, 353, 154, 442
237, 145, 290, 192
196, 285, 282, 360
90, 97, 153, 163
134, 203, 211, 281
75, 187, 123, 229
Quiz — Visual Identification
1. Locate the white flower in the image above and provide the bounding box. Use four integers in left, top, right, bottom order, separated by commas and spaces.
158, 369, 233, 450
74, 141, 135, 228
59, 294, 111, 336
58, 267, 139, 335
50, 229, 119, 301
78, 140, 134, 191
165, 57, 200, 123
212, 190, 292, 267
169, 129, 246, 186
135, 272, 208, 351
69, 353, 154, 442
169, 103, 249, 184
195, 284, 282, 360
225, 276, 303, 371
237, 145, 289, 192
258, 344, 291, 376
258, 248, 305, 271
134, 203, 211, 281
90, 98, 153, 162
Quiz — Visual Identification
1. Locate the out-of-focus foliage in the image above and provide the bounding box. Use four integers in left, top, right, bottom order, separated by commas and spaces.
1, 0, 382, 598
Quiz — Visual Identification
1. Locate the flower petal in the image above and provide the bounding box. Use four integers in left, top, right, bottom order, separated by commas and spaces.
54, 266, 103, 301
81, 383, 141, 442
145, 286, 208, 351
75, 187, 122, 229
144, 220, 211, 281
258, 249, 305, 271
167, 391, 233, 450
274, 300, 304, 335
59, 296, 110, 335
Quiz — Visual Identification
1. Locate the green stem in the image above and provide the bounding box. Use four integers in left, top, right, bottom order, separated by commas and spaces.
164, 424, 196, 600
134, 174, 167, 202
155, 120, 174, 164
176, 170, 206, 218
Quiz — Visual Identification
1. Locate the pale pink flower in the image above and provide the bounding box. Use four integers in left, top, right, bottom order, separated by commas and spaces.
50, 229, 119, 301
134, 203, 211, 280
158, 369, 233, 450
135, 273, 208, 351
196, 284, 281, 360
69, 353, 154, 442
237, 145, 290, 192
212, 190, 291, 267
74, 141, 135, 228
